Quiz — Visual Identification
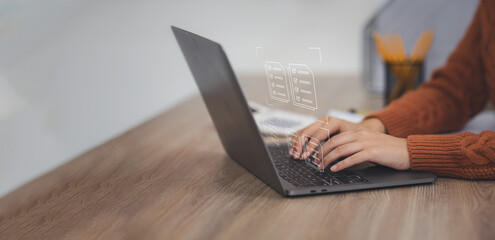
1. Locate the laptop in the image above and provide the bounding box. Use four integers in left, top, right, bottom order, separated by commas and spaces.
171, 26, 436, 197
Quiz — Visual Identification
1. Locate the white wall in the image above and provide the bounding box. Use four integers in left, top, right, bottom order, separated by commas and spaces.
0, 0, 385, 197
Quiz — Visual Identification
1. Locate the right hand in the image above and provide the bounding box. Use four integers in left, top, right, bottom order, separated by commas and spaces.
288, 116, 386, 160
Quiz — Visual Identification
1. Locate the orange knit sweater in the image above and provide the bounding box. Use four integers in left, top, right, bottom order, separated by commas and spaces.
366, 0, 495, 179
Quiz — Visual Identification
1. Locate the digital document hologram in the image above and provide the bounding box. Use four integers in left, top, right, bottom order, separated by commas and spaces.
265, 61, 290, 103
288, 63, 318, 111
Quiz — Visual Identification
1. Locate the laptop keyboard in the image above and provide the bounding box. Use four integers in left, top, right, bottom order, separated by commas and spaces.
269, 146, 368, 188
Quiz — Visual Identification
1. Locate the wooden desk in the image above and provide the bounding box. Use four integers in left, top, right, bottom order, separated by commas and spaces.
1, 76, 494, 240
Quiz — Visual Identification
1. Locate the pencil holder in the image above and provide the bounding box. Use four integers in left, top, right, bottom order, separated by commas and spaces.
384, 61, 424, 105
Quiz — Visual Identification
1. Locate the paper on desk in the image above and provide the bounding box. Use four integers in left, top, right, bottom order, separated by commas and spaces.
326, 110, 495, 133
249, 101, 366, 137
252, 99, 494, 137
327, 109, 364, 123
458, 111, 495, 134
249, 101, 317, 136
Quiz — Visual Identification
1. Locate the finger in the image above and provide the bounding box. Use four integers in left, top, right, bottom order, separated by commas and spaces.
302, 137, 323, 160
301, 128, 329, 159
289, 132, 302, 158
320, 142, 363, 170
291, 131, 306, 159
290, 117, 327, 158
290, 133, 307, 159
288, 133, 296, 157
302, 119, 344, 159
330, 152, 368, 172
291, 134, 305, 159
311, 140, 325, 165
316, 130, 359, 159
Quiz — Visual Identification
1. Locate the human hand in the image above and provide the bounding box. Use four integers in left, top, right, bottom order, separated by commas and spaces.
313, 128, 410, 172
288, 116, 386, 160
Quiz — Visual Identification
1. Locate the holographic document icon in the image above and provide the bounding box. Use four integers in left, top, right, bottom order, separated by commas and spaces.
288, 63, 318, 110
265, 61, 290, 103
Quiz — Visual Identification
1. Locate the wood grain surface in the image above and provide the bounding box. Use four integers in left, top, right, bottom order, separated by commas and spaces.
0, 76, 494, 240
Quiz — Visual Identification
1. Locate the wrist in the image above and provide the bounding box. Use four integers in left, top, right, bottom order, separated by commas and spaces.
401, 138, 411, 170
358, 118, 386, 133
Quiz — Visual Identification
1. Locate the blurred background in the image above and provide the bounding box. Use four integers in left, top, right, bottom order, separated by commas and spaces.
0, 0, 386, 197
0, 0, 478, 197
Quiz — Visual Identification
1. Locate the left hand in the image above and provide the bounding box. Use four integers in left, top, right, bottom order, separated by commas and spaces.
312, 128, 411, 172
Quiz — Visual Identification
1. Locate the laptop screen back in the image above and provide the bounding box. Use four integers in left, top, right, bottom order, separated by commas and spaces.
172, 26, 284, 195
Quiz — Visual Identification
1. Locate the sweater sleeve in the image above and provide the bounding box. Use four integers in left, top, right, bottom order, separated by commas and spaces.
407, 131, 495, 179
366, 1, 488, 138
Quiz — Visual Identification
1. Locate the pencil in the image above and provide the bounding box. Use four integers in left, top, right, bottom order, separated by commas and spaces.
372, 30, 434, 102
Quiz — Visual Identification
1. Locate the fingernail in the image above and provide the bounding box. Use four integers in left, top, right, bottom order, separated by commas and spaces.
289, 148, 293, 155
303, 152, 309, 159
331, 165, 338, 172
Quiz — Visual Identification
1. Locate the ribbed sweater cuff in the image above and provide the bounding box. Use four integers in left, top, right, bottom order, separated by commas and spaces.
407, 134, 464, 176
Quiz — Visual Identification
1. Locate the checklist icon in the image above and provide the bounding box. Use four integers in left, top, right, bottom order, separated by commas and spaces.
265, 61, 290, 103
288, 63, 318, 110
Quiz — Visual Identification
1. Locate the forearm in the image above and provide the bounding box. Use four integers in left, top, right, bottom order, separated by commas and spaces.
364, 84, 481, 137
408, 131, 495, 179
365, 1, 488, 138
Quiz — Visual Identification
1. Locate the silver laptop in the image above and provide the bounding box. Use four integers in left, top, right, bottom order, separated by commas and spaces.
172, 26, 436, 197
